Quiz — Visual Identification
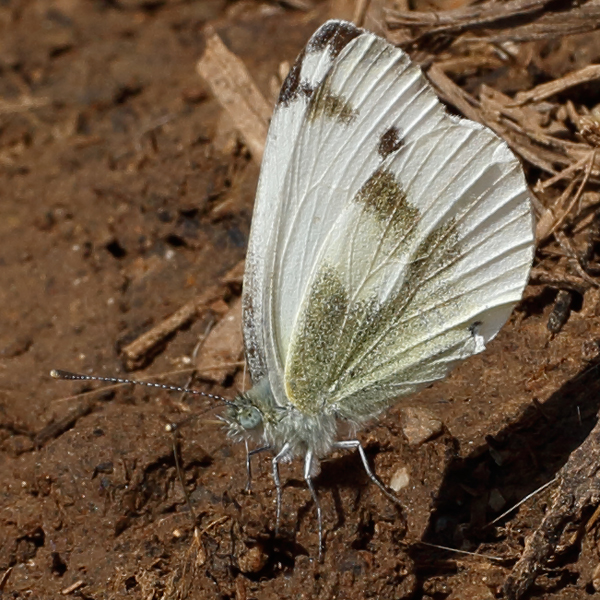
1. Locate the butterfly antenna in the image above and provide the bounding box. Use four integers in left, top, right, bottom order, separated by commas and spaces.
50, 369, 233, 404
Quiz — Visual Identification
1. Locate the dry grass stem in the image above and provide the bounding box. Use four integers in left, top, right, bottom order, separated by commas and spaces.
385, 0, 554, 36
513, 65, 600, 106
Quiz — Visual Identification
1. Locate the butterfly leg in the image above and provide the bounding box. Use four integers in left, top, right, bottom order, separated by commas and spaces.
333, 440, 400, 505
272, 442, 291, 536
303, 449, 324, 561
244, 441, 271, 491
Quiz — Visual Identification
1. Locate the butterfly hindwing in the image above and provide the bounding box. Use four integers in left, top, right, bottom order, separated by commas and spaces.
284, 123, 534, 419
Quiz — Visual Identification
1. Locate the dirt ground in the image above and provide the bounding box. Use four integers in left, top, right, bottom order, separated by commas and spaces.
2, 1, 600, 599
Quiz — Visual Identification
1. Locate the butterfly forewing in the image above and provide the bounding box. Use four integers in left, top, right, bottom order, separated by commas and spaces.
261, 29, 459, 406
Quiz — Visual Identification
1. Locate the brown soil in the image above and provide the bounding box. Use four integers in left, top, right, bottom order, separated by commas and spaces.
2, 1, 600, 599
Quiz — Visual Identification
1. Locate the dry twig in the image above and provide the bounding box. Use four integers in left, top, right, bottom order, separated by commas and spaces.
386, 0, 553, 37
503, 415, 600, 599
0, 96, 51, 115
121, 285, 228, 370
465, 3, 600, 43
197, 28, 271, 163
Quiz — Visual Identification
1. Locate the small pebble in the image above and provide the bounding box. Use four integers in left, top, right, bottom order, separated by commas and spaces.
1, 335, 33, 358
237, 545, 267, 574
389, 467, 410, 492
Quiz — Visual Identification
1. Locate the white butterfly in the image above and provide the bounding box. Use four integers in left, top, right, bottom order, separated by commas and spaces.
223, 19, 534, 556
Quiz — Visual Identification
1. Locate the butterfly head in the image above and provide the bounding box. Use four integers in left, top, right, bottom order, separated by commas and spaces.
222, 377, 280, 442
225, 394, 263, 432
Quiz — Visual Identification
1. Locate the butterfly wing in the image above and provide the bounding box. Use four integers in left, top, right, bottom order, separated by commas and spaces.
243, 21, 534, 418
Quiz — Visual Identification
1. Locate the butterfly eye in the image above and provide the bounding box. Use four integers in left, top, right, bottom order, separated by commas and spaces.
238, 406, 263, 430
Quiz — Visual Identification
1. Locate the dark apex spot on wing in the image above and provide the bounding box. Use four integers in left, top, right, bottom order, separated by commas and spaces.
307, 20, 362, 59
378, 126, 404, 158
278, 50, 315, 106
280, 21, 363, 106
278, 50, 303, 105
